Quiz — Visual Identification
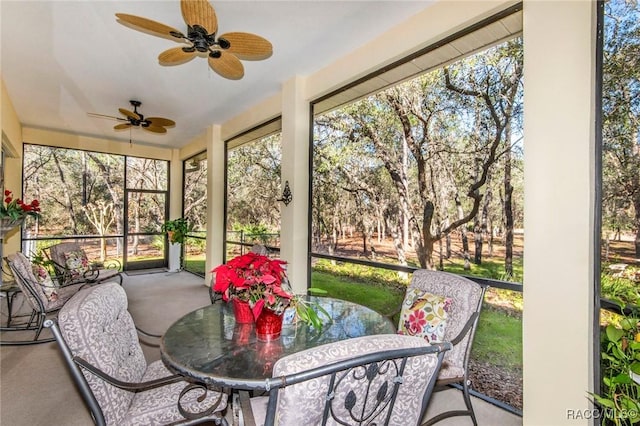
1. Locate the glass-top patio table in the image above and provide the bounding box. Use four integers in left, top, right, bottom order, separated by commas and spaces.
160, 296, 396, 390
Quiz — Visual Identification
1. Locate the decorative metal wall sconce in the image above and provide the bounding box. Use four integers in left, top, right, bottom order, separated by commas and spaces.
277, 180, 292, 206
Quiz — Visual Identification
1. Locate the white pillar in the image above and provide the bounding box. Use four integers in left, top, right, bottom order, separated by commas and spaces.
206, 125, 225, 284
168, 149, 183, 271
280, 76, 310, 294
522, 1, 596, 424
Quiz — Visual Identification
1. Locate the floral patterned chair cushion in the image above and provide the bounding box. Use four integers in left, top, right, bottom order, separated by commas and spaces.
31, 264, 59, 302
398, 287, 452, 343
63, 249, 90, 277
407, 270, 484, 380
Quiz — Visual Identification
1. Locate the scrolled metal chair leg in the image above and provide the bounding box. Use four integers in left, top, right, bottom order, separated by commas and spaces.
176, 382, 225, 421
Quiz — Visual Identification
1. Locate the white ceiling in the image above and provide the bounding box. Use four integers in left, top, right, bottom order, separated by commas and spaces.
1, 0, 432, 149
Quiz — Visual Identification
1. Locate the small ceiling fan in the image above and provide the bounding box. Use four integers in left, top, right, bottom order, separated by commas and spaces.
116, 0, 273, 80
88, 100, 175, 134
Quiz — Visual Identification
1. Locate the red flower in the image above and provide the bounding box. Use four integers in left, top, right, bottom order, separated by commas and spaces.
212, 252, 291, 316
1, 189, 42, 221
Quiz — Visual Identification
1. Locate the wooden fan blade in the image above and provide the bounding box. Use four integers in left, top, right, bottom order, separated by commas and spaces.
208, 52, 244, 80
144, 125, 167, 134
119, 108, 141, 121
114, 123, 132, 130
115, 13, 185, 40
146, 117, 176, 127
219, 32, 273, 60
158, 47, 196, 66
181, 0, 217, 34
88, 112, 127, 122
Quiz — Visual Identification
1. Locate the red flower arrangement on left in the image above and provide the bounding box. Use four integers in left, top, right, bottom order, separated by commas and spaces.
212, 252, 293, 319
0, 190, 41, 221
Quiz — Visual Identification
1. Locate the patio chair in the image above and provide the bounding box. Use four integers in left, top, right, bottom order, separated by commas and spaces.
46, 282, 228, 426
399, 270, 487, 426
239, 334, 451, 426
47, 242, 123, 286
0, 252, 90, 345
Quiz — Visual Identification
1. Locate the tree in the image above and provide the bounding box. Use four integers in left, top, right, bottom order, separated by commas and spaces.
602, 0, 640, 257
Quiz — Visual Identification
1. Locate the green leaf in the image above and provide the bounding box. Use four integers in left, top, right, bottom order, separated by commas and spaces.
620, 318, 637, 330
591, 393, 617, 409
607, 325, 625, 342
612, 373, 633, 384
630, 361, 640, 374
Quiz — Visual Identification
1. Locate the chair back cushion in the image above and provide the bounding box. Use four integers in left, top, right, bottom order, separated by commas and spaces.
58, 282, 146, 425
32, 263, 59, 302
63, 249, 90, 276
407, 270, 483, 374
398, 287, 452, 343
272, 334, 440, 426
49, 242, 86, 277
7, 252, 52, 310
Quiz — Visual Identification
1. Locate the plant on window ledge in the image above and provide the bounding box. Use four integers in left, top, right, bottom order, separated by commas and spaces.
1, 190, 41, 237
1, 190, 41, 221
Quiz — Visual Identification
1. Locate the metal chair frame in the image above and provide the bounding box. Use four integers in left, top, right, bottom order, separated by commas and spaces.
240, 342, 451, 426
0, 254, 88, 346
46, 319, 227, 426
415, 273, 488, 426
47, 242, 123, 286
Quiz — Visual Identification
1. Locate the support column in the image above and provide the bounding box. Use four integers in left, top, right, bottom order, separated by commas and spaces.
206, 125, 225, 284
522, 1, 596, 424
280, 76, 310, 294
167, 149, 183, 271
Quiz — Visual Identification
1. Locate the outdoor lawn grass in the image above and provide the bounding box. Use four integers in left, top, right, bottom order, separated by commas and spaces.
472, 307, 523, 369
311, 270, 405, 317
311, 264, 523, 372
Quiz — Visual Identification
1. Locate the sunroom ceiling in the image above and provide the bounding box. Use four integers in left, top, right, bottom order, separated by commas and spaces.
0, 1, 433, 149
313, 8, 523, 115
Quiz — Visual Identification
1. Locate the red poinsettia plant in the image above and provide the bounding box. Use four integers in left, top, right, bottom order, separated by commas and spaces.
212, 252, 293, 318
0, 190, 41, 221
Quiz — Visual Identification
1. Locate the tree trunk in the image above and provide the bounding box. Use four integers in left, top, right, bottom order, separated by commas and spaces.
52, 152, 79, 234
474, 216, 483, 265
634, 192, 640, 258
476, 179, 492, 264
456, 196, 471, 270
504, 121, 515, 278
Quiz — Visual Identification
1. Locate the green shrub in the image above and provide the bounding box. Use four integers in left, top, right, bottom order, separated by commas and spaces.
592, 307, 640, 425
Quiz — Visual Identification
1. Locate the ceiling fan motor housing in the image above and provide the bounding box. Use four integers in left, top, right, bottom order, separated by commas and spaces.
129, 100, 148, 126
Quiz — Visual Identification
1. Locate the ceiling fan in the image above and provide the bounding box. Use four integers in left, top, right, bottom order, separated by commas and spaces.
88, 100, 175, 134
115, 0, 273, 80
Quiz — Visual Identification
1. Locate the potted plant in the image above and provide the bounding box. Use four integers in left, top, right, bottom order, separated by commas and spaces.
161, 217, 191, 245
212, 252, 328, 339
1, 189, 41, 231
